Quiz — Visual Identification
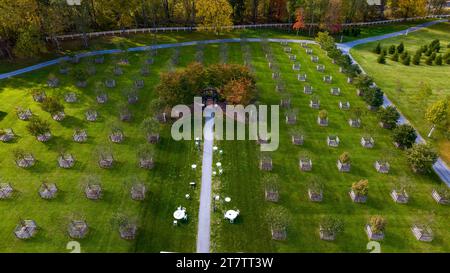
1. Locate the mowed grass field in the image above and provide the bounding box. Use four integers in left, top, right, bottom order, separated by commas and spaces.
0, 46, 202, 252
0, 36, 449, 253
209, 41, 450, 253
351, 22, 450, 163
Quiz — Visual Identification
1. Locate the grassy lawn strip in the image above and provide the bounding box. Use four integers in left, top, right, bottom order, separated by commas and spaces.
211, 39, 450, 252
0, 46, 201, 252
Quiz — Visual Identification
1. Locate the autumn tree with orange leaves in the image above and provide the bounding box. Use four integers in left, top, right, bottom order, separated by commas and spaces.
221, 78, 256, 105
292, 8, 305, 35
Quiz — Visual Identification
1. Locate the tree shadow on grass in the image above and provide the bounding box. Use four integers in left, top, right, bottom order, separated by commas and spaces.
43, 135, 73, 152
0, 111, 7, 121
384, 230, 409, 251
26, 160, 53, 174
96, 189, 112, 204
60, 115, 86, 129
97, 160, 125, 174
348, 164, 369, 177
365, 195, 388, 211
42, 189, 67, 204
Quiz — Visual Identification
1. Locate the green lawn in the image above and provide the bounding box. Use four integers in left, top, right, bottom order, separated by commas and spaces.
1, 34, 449, 253
351, 22, 450, 163
0, 46, 202, 252
210, 41, 450, 253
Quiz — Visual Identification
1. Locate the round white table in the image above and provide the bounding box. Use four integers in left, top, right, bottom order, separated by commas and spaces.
225, 197, 231, 203
224, 210, 239, 221
173, 209, 186, 220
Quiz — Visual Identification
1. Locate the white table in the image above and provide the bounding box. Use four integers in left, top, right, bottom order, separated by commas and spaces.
224, 197, 231, 203
173, 209, 186, 220
224, 210, 239, 221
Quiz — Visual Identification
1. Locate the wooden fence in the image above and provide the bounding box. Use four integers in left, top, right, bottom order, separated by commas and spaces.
46, 15, 449, 42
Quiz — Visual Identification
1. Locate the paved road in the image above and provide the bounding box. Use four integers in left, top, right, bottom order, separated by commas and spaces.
337, 19, 448, 55
337, 19, 450, 186
196, 106, 215, 253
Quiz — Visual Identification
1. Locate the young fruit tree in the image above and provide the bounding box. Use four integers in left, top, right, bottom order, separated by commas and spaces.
392, 124, 417, 149
406, 143, 438, 173
26, 116, 51, 137
363, 87, 384, 109
352, 179, 369, 196
319, 216, 344, 240
315, 31, 335, 52
369, 215, 386, 234
378, 106, 400, 129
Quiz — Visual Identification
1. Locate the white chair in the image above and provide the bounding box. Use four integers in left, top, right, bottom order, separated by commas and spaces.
173, 220, 178, 226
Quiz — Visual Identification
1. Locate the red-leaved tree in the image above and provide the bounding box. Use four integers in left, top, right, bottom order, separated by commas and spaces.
324, 0, 343, 34
292, 8, 305, 35
221, 78, 256, 105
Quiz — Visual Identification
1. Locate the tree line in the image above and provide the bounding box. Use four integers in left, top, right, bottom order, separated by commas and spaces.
0, 0, 448, 59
